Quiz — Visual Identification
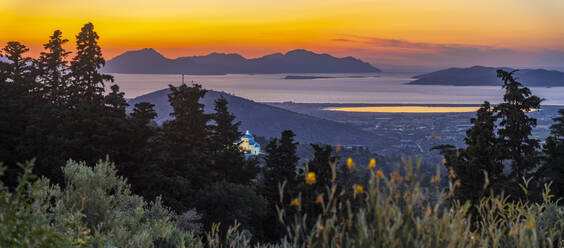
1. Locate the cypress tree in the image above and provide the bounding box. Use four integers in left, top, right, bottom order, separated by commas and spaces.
157, 83, 211, 211
69, 22, 113, 104
131, 102, 157, 127
540, 109, 564, 197
261, 130, 299, 241
436, 102, 503, 205
209, 96, 258, 184
263, 130, 299, 193
0, 42, 39, 187
495, 70, 542, 180
37, 30, 71, 105
307, 144, 335, 189
1, 41, 34, 84
464, 101, 504, 190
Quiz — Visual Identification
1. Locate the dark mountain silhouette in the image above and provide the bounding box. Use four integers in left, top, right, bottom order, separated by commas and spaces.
102, 48, 381, 74
126, 88, 383, 146
409, 66, 564, 87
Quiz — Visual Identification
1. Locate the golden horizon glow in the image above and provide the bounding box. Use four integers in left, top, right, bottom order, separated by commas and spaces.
327, 106, 481, 113
1, 0, 563, 67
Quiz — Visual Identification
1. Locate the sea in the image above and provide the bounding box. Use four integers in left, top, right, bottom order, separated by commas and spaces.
110, 72, 564, 105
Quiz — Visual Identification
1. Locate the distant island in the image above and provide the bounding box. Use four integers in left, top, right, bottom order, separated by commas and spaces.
408, 66, 564, 87
283, 75, 379, 80
101, 48, 381, 75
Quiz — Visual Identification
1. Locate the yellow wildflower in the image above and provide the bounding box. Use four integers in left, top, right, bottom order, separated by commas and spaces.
375, 169, 384, 179
353, 184, 364, 197
315, 194, 324, 204
448, 169, 456, 179
403, 191, 410, 200
430, 175, 440, 184
290, 198, 300, 207
391, 171, 403, 184
526, 220, 535, 230
306, 172, 317, 185
347, 157, 355, 170
368, 158, 376, 169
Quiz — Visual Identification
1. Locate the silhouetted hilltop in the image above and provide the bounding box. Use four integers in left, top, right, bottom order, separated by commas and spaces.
127, 88, 383, 146
102, 48, 381, 74
409, 66, 564, 87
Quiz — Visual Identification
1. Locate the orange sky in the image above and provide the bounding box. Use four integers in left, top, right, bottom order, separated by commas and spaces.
1, 0, 563, 69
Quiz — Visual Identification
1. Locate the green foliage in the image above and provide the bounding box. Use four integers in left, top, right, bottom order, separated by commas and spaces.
69, 22, 113, 103
0, 159, 201, 247
209, 96, 259, 185
495, 69, 542, 180
436, 70, 544, 205
261, 130, 300, 241
269, 161, 564, 248
37, 30, 71, 105
540, 109, 564, 198
194, 181, 267, 238
0, 161, 66, 247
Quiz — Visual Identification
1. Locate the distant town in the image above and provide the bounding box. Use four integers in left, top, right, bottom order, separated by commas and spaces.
268, 103, 562, 162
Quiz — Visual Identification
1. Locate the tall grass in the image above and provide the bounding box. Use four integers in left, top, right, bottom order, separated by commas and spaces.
225, 158, 564, 248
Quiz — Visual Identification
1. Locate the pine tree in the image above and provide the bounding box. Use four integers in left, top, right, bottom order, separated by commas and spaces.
162, 84, 210, 166
464, 101, 504, 188
495, 70, 542, 180
209, 96, 258, 184
261, 130, 299, 241
100, 84, 130, 163
129, 101, 157, 156
434, 102, 503, 206
263, 130, 300, 193
307, 144, 335, 188
540, 109, 564, 197
0, 42, 39, 187
157, 83, 211, 211
1, 41, 34, 84
105, 84, 128, 115
131, 102, 157, 127
69, 23, 113, 104
37, 30, 71, 105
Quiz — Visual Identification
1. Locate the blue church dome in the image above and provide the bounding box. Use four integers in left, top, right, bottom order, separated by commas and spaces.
242, 130, 254, 139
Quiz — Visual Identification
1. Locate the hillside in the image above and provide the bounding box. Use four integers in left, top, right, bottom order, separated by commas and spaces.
408, 66, 564, 87
126, 88, 384, 146
102, 48, 381, 74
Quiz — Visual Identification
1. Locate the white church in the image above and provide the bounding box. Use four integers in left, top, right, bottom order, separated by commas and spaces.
239, 130, 261, 156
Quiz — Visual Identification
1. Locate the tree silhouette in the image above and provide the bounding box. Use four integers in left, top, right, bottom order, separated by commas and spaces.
37, 30, 71, 105
69, 22, 113, 103
495, 69, 542, 181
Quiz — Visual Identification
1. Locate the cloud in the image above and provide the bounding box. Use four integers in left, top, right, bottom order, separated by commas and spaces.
330, 38, 355, 43
328, 35, 564, 71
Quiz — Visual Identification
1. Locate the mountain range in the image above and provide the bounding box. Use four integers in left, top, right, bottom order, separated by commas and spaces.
409, 66, 564, 87
101, 48, 381, 74
126, 88, 383, 146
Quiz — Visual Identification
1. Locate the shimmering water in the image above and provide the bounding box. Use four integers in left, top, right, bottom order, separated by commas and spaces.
110, 73, 564, 105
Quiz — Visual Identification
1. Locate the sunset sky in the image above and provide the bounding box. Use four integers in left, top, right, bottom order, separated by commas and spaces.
1, 0, 563, 70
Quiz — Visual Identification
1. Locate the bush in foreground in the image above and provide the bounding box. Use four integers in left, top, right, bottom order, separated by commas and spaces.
0, 159, 201, 247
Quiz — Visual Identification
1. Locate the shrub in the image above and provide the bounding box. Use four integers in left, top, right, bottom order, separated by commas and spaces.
1, 159, 202, 247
